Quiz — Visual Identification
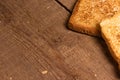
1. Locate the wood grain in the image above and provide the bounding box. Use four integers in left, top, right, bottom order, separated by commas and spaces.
0, 0, 120, 80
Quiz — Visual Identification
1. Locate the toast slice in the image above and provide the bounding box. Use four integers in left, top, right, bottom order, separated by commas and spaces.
100, 13, 120, 69
68, 0, 120, 36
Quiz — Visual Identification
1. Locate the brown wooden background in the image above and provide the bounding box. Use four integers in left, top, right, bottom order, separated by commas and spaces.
0, 0, 120, 80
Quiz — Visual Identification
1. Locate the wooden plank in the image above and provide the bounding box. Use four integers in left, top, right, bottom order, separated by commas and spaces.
0, 0, 71, 80
0, 0, 120, 80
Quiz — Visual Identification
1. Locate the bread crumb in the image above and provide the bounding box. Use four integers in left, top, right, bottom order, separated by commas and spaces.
9, 77, 12, 80
41, 70, 48, 74
46, 6, 50, 9
94, 74, 97, 77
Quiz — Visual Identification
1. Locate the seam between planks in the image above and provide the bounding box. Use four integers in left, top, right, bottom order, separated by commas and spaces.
54, 0, 71, 13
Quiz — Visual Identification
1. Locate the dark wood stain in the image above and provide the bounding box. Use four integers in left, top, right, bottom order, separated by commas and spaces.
0, 2, 13, 25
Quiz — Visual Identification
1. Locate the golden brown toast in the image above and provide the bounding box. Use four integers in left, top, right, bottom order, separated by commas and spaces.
68, 0, 120, 36
100, 13, 120, 69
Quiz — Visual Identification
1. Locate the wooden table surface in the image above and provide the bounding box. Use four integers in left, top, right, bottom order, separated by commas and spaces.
0, 0, 120, 80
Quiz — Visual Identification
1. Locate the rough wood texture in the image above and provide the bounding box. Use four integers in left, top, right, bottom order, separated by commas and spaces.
0, 0, 120, 80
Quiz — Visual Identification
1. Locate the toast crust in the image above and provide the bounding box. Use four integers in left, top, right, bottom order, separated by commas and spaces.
68, 0, 120, 36
100, 13, 120, 69
101, 30, 120, 69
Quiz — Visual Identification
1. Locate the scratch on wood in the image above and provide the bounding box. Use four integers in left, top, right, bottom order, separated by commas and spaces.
55, 0, 71, 13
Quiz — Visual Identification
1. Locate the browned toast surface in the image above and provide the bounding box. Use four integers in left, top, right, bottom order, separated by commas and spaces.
100, 13, 120, 69
68, 0, 120, 36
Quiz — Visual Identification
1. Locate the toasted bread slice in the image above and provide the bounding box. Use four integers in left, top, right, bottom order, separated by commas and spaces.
100, 13, 120, 69
68, 0, 120, 36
